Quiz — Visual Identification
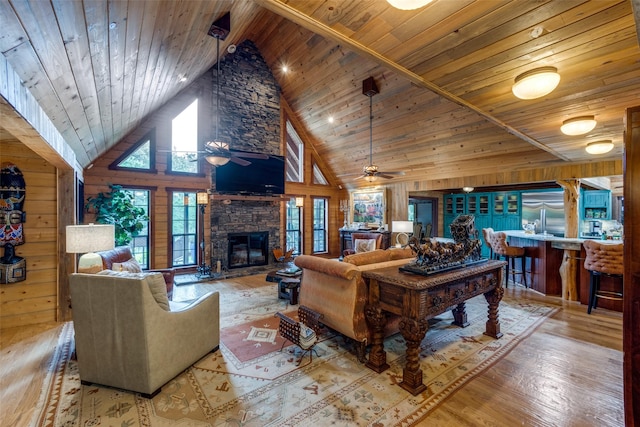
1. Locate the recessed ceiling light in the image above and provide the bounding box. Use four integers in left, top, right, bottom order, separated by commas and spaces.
328, 116, 334, 124
282, 65, 288, 73
561, 116, 597, 135
585, 140, 614, 155
512, 67, 560, 99
109, 22, 117, 30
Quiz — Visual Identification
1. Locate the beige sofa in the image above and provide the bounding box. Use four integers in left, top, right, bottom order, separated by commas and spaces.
294, 248, 414, 361
69, 271, 219, 397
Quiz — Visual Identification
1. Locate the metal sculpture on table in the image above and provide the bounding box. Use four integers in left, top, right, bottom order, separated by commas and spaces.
0, 163, 27, 283
401, 214, 484, 275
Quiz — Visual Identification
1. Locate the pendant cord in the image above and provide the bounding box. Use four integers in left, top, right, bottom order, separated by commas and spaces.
215, 36, 220, 141
369, 94, 373, 165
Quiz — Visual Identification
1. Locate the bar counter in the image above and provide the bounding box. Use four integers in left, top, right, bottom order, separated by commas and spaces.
500, 230, 622, 311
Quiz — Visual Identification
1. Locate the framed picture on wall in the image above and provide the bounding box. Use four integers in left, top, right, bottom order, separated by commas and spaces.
351, 189, 387, 226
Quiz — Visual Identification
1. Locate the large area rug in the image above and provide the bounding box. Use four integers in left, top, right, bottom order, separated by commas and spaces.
32, 281, 558, 427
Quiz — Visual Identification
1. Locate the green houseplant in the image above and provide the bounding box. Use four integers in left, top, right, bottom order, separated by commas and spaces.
85, 184, 148, 246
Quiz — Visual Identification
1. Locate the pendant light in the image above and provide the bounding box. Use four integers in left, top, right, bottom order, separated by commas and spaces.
205, 13, 231, 166
561, 116, 597, 136
512, 67, 560, 100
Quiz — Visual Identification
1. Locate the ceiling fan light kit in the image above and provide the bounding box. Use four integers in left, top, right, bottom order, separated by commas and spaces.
560, 115, 597, 135
512, 66, 560, 99
586, 140, 614, 155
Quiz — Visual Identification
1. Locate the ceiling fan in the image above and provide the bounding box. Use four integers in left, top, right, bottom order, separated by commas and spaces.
355, 77, 405, 182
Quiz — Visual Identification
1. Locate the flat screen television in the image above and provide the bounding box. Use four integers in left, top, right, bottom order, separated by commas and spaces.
215, 152, 285, 195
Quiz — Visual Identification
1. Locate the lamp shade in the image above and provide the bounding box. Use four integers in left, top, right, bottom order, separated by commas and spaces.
386, 0, 433, 9
585, 140, 614, 155
392, 221, 414, 233
204, 141, 231, 166
66, 224, 115, 253
512, 67, 560, 100
196, 191, 209, 205
561, 116, 597, 136
295, 197, 304, 207
462, 186, 474, 193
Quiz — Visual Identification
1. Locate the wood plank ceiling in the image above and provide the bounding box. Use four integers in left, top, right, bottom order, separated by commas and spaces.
1, 0, 638, 190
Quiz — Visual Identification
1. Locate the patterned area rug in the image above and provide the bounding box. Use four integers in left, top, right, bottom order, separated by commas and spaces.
32, 282, 558, 426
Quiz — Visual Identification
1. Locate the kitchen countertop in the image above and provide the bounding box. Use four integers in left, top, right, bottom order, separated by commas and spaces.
501, 230, 623, 245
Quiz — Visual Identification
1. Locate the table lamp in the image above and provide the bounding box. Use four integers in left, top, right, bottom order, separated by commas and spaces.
66, 224, 115, 273
392, 221, 414, 247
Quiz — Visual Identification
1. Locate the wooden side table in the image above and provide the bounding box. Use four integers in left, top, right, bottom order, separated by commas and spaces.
279, 278, 301, 305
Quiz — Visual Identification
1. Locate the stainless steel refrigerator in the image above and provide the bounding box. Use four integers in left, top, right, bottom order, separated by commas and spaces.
521, 191, 565, 237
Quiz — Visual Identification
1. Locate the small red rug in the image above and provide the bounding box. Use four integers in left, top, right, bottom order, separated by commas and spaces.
220, 310, 298, 362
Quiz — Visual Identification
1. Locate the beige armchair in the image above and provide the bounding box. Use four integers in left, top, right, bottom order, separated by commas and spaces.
69, 272, 220, 397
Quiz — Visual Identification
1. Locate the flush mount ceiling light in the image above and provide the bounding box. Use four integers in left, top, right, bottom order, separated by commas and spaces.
512, 66, 560, 100
386, 0, 433, 9
585, 140, 614, 155
462, 186, 474, 193
561, 116, 597, 136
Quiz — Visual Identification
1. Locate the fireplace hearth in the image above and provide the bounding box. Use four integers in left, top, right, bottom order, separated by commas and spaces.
227, 232, 269, 269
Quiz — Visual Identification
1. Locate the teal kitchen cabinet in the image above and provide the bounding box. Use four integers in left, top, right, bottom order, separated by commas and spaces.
583, 190, 611, 220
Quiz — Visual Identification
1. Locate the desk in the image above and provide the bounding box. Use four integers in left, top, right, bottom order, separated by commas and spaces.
362, 259, 506, 395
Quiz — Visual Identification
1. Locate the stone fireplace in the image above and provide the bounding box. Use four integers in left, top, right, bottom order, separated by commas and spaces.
227, 231, 269, 269
205, 40, 283, 277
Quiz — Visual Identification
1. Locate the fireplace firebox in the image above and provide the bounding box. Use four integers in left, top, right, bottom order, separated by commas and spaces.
227, 232, 269, 269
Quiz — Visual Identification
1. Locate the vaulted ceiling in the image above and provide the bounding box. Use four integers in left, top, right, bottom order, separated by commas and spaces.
2, 0, 639, 189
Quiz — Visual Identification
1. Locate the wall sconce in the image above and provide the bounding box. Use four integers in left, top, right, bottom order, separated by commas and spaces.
295, 197, 304, 207
386, 0, 433, 10
512, 67, 560, 100
66, 224, 115, 273
585, 140, 614, 155
561, 116, 597, 136
462, 186, 474, 193
392, 220, 414, 247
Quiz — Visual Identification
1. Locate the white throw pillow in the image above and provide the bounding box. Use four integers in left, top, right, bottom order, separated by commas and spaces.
354, 238, 376, 253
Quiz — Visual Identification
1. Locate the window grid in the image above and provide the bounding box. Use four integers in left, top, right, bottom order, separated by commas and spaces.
313, 198, 327, 253
286, 198, 302, 255
127, 189, 150, 269
171, 192, 197, 267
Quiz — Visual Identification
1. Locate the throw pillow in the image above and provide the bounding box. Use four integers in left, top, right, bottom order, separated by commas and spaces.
354, 238, 376, 253
96, 270, 170, 311
112, 258, 142, 273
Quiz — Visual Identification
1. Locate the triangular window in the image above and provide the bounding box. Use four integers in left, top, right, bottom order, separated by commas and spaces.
110, 129, 155, 172
285, 120, 304, 182
312, 160, 328, 185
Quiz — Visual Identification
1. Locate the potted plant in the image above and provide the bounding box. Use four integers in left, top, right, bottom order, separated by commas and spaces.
85, 184, 148, 246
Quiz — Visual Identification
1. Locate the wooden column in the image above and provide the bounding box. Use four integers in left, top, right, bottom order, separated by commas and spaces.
557, 180, 580, 301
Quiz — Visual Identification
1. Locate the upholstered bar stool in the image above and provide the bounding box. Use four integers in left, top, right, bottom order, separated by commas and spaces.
481, 227, 495, 259
490, 231, 527, 288
583, 239, 623, 314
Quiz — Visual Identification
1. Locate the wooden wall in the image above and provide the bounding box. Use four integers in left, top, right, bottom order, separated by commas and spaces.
0, 138, 58, 329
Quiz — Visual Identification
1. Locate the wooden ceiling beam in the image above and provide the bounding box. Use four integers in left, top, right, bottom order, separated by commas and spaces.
254, 0, 571, 161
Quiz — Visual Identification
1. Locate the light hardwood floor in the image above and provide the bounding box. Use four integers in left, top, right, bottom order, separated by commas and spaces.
0, 275, 623, 427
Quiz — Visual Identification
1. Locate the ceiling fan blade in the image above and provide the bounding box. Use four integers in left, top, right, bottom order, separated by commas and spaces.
379, 171, 405, 176
376, 173, 396, 179
232, 151, 269, 159
354, 174, 368, 180
230, 157, 251, 166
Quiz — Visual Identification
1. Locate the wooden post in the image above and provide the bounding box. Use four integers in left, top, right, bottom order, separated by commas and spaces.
557, 180, 580, 301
